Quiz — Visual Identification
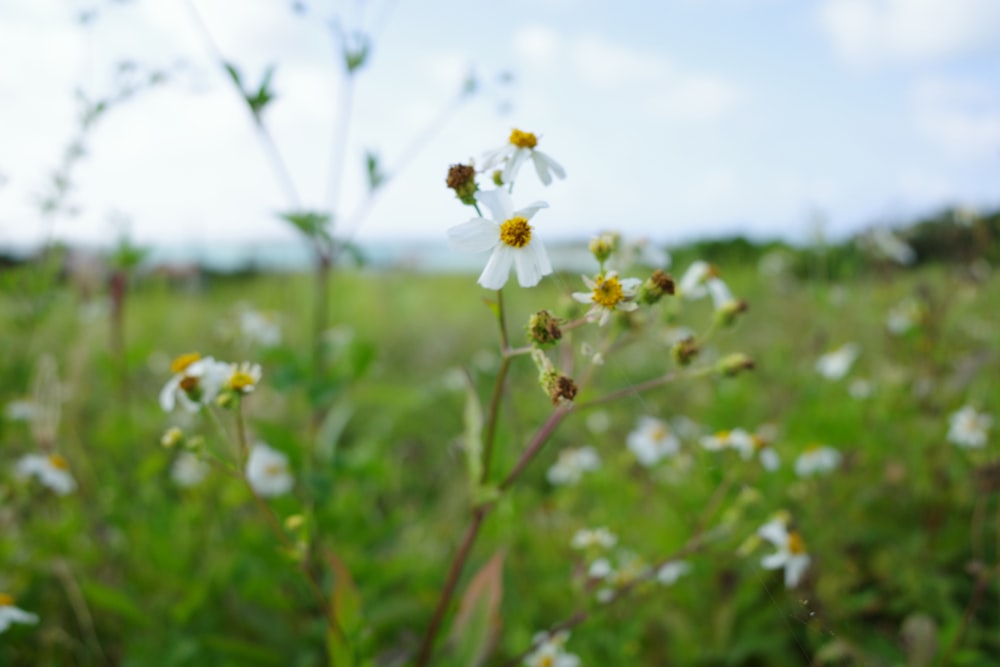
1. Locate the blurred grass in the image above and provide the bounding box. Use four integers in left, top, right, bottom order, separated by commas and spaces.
1, 257, 998, 666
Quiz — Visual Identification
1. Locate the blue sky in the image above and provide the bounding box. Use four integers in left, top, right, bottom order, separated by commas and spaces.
1, 0, 998, 249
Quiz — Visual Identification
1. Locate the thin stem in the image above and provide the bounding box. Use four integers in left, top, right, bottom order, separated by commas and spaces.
480, 289, 511, 483
413, 507, 488, 667
499, 406, 573, 492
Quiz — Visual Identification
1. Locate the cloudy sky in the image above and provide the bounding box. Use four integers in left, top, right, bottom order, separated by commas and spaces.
1, 0, 998, 250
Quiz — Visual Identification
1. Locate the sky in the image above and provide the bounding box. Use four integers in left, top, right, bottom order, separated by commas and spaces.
1, 0, 999, 251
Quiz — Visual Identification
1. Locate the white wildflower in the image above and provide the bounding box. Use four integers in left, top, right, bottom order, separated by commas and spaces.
0, 594, 39, 633
627, 416, 681, 466
795, 445, 842, 477
546, 446, 600, 486
815, 343, 860, 380
246, 442, 294, 497
947, 406, 992, 449
571, 527, 617, 550
16, 453, 76, 495
171, 452, 209, 487
572, 271, 641, 326
481, 128, 565, 187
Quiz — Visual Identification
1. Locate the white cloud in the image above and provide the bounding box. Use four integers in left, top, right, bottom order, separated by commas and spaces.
913, 79, 1000, 161
820, 0, 1000, 65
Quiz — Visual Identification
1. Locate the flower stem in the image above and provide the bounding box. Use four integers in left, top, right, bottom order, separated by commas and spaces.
480, 289, 511, 483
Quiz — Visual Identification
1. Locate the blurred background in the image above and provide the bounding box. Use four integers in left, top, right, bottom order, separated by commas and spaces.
1, 0, 998, 266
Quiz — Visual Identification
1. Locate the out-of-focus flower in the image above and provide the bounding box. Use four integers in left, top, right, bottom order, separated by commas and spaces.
656, 560, 691, 585
16, 453, 76, 495
795, 445, 842, 477
447, 189, 552, 290
4, 400, 35, 421
570, 527, 617, 550
758, 518, 810, 588
885, 297, 924, 335
572, 271, 641, 326
481, 128, 565, 187
848, 378, 873, 400
239, 309, 281, 347
159, 353, 230, 412
171, 452, 209, 487
546, 446, 600, 486
815, 343, 860, 380
867, 227, 916, 265
524, 630, 580, 667
677, 261, 715, 299
225, 362, 262, 395
947, 406, 992, 449
729, 429, 780, 471
627, 416, 681, 466
0, 594, 39, 633
246, 442, 293, 497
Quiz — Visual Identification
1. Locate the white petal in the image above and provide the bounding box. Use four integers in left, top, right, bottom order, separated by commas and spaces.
159, 376, 180, 412
761, 552, 787, 570
760, 448, 781, 471
532, 151, 565, 184
474, 189, 513, 223
530, 236, 553, 275
480, 145, 511, 171
515, 201, 549, 221
784, 555, 810, 588
502, 149, 529, 185
447, 219, 499, 253
757, 519, 788, 547
514, 248, 543, 287
572, 292, 593, 304
478, 246, 514, 290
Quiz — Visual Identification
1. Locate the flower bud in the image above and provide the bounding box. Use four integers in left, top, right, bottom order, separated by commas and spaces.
527, 310, 563, 348
160, 426, 184, 449
588, 234, 617, 264
716, 353, 755, 377
638, 269, 676, 305
445, 163, 478, 205
714, 298, 749, 328
671, 336, 700, 366
491, 169, 504, 187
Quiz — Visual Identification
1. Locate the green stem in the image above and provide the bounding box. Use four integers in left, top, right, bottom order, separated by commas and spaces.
480, 289, 510, 483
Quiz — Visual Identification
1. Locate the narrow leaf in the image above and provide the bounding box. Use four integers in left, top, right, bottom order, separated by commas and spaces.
448, 551, 504, 667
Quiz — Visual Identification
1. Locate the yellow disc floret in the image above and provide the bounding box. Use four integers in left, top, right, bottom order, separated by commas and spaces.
0, 593, 14, 606
48, 454, 69, 470
509, 128, 538, 149
787, 531, 807, 555
591, 274, 625, 308
499, 216, 532, 248
170, 352, 201, 374
228, 371, 257, 393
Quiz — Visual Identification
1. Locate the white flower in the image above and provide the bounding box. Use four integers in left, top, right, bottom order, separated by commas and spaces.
700, 430, 734, 451
948, 406, 992, 449
571, 271, 641, 326
239, 309, 281, 347
546, 446, 600, 486
656, 560, 691, 585
4, 399, 35, 421
571, 527, 617, 550
482, 128, 566, 187
729, 429, 780, 471
758, 518, 811, 588
848, 378, 873, 400
171, 452, 209, 487
794, 445, 842, 477
246, 442, 294, 497
627, 416, 680, 466
815, 343, 860, 380
886, 298, 922, 335
16, 453, 76, 495
226, 361, 262, 395
159, 353, 231, 412
707, 277, 738, 312
524, 630, 579, 667
677, 261, 713, 299
869, 227, 916, 265
588, 557, 614, 579
0, 595, 39, 633
447, 189, 552, 290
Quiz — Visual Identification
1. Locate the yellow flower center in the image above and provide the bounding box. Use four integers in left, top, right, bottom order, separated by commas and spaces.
804, 443, 821, 453
539, 656, 554, 667
715, 430, 731, 441
228, 371, 256, 392
171, 353, 201, 374
0, 593, 14, 606
787, 531, 807, 555
48, 454, 69, 470
499, 216, 532, 248
509, 128, 537, 149
752, 435, 767, 451
265, 463, 285, 477
591, 275, 625, 308
650, 425, 667, 442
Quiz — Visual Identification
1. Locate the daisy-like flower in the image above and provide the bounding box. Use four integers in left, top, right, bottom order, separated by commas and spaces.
571, 527, 617, 550
239, 309, 281, 347
815, 343, 860, 380
794, 444, 842, 477
656, 560, 692, 585
627, 416, 681, 466
4, 399, 35, 421
0, 594, 39, 633
159, 353, 231, 413
225, 362, 262, 395
447, 189, 552, 290
947, 405, 992, 449
16, 453, 76, 495
246, 442, 294, 497
758, 518, 811, 588
700, 429, 735, 451
729, 429, 780, 471
572, 271, 641, 326
677, 260, 714, 300
171, 452, 209, 487
869, 227, 916, 265
482, 127, 566, 187
524, 630, 580, 667
546, 446, 601, 486
886, 297, 923, 335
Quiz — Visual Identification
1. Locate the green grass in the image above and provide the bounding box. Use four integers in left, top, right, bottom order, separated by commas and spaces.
1, 258, 998, 666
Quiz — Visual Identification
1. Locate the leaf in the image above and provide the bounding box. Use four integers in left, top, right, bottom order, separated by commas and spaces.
449, 551, 504, 667
325, 551, 363, 667
80, 580, 149, 627
461, 371, 483, 491
364, 150, 385, 192
223, 61, 242, 87
278, 210, 332, 243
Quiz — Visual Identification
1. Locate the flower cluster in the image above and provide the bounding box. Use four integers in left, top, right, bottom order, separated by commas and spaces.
160, 353, 262, 413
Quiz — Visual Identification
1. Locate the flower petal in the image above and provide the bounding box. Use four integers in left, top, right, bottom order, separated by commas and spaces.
448, 218, 499, 253
502, 148, 529, 186
784, 555, 810, 588
478, 246, 514, 290
757, 519, 788, 547
761, 552, 787, 570
475, 189, 514, 223
534, 150, 566, 182
515, 201, 549, 222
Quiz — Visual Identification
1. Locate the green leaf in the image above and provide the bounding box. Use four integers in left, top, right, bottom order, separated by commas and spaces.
80, 580, 150, 627
364, 150, 385, 192
325, 551, 364, 667
223, 61, 242, 87
448, 551, 504, 667
278, 210, 332, 243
